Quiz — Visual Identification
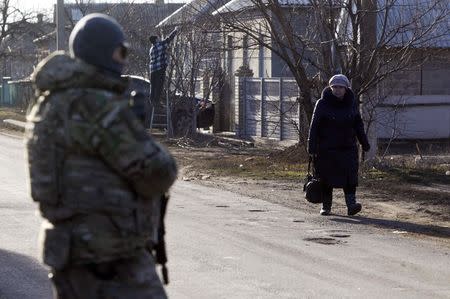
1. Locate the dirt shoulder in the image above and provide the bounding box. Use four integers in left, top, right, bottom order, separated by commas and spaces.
164, 135, 450, 242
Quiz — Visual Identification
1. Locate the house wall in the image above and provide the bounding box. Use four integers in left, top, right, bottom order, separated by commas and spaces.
375, 50, 450, 139
229, 8, 315, 78
270, 8, 317, 78
381, 50, 450, 95
376, 95, 450, 139
225, 14, 273, 79
0, 20, 54, 80
220, 7, 314, 131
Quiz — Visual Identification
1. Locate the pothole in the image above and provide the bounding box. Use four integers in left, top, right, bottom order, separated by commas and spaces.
329, 234, 351, 238
303, 237, 342, 245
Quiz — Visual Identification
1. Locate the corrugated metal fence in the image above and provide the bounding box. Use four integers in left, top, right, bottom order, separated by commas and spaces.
0, 78, 33, 109
235, 77, 450, 141
235, 77, 302, 141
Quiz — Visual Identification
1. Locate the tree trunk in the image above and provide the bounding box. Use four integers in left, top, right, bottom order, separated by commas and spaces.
358, 0, 378, 160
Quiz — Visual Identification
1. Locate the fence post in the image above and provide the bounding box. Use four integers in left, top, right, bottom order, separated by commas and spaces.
260, 77, 265, 137
279, 77, 283, 141
236, 76, 243, 137
242, 77, 247, 137
298, 85, 302, 142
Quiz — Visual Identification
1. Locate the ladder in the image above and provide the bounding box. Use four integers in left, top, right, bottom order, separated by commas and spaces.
149, 104, 167, 130
149, 92, 172, 136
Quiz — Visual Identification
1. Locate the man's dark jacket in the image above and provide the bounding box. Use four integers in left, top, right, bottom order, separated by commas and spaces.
307, 87, 370, 187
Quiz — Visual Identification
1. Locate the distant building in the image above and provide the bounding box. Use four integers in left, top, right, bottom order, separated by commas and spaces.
0, 14, 54, 80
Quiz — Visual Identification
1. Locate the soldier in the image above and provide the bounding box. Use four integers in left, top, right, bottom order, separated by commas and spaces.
25, 13, 177, 299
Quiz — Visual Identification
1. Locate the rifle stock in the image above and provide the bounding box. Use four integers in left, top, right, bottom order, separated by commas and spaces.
155, 193, 169, 284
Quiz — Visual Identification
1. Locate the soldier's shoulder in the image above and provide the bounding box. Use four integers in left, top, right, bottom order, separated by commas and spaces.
85, 88, 118, 103
76, 89, 124, 111
73, 89, 134, 129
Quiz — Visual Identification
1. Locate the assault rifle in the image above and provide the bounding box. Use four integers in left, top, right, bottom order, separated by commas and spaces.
129, 91, 170, 284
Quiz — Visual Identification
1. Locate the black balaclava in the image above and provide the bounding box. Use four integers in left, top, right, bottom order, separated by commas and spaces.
69, 13, 127, 76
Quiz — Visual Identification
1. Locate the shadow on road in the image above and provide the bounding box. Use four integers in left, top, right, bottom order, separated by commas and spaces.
0, 249, 52, 299
330, 216, 450, 239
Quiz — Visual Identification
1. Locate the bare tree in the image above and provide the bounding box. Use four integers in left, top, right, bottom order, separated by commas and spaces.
0, 0, 26, 47
207, 0, 449, 147
165, 25, 224, 136
57, 1, 181, 77
0, 0, 55, 80
154, 0, 227, 136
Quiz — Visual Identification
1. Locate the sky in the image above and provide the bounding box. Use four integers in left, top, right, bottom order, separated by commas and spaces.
17, 0, 185, 13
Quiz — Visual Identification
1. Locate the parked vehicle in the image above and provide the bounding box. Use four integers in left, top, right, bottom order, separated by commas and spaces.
121, 76, 215, 132
196, 98, 215, 129
171, 94, 215, 135
122, 75, 151, 126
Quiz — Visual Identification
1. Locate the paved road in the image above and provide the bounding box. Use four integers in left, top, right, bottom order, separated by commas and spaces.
0, 132, 449, 299
0, 132, 51, 299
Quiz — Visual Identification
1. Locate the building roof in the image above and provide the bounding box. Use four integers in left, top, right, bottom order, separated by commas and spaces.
157, 0, 228, 27
212, 0, 311, 15
337, 0, 450, 48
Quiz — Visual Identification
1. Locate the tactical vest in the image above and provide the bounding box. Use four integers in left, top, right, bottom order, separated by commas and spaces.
26, 88, 161, 269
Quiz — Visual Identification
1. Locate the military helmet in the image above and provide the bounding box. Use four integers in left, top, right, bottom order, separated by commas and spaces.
69, 13, 128, 75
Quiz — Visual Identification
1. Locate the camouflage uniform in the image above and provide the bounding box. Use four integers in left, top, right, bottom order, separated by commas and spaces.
25, 51, 177, 298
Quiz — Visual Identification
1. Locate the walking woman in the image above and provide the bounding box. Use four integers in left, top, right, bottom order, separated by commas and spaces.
307, 74, 370, 216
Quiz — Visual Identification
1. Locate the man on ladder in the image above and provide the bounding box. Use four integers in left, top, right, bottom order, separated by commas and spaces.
149, 27, 178, 109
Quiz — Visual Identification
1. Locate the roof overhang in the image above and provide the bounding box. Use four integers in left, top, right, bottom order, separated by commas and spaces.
157, 0, 228, 28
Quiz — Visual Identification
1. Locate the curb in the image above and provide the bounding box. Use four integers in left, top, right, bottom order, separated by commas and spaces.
3, 119, 26, 132
3, 119, 26, 128
1, 120, 258, 149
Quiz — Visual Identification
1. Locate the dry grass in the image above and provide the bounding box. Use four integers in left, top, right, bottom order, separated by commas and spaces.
168, 136, 449, 221
0, 107, 26, 122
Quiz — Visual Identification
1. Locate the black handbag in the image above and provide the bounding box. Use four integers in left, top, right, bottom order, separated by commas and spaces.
303, 156, 323, 204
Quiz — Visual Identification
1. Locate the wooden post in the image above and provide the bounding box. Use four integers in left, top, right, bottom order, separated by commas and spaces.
279, 77, 283, 141
298, 85, 302, 143
260, 77, 265, 137
242, 77, 247, 137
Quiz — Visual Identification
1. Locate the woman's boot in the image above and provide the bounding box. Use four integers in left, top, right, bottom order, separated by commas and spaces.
345, 194, 362, 216
320, 189, 333, 216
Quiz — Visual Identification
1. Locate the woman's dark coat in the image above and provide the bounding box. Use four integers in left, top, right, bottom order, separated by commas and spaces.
307, 87, 369, 188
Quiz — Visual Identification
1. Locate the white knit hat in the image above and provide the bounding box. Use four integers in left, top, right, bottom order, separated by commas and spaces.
329, 74, 350, 88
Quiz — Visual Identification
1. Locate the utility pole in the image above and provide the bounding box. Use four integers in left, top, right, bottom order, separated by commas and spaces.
56, 0, 65, 50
